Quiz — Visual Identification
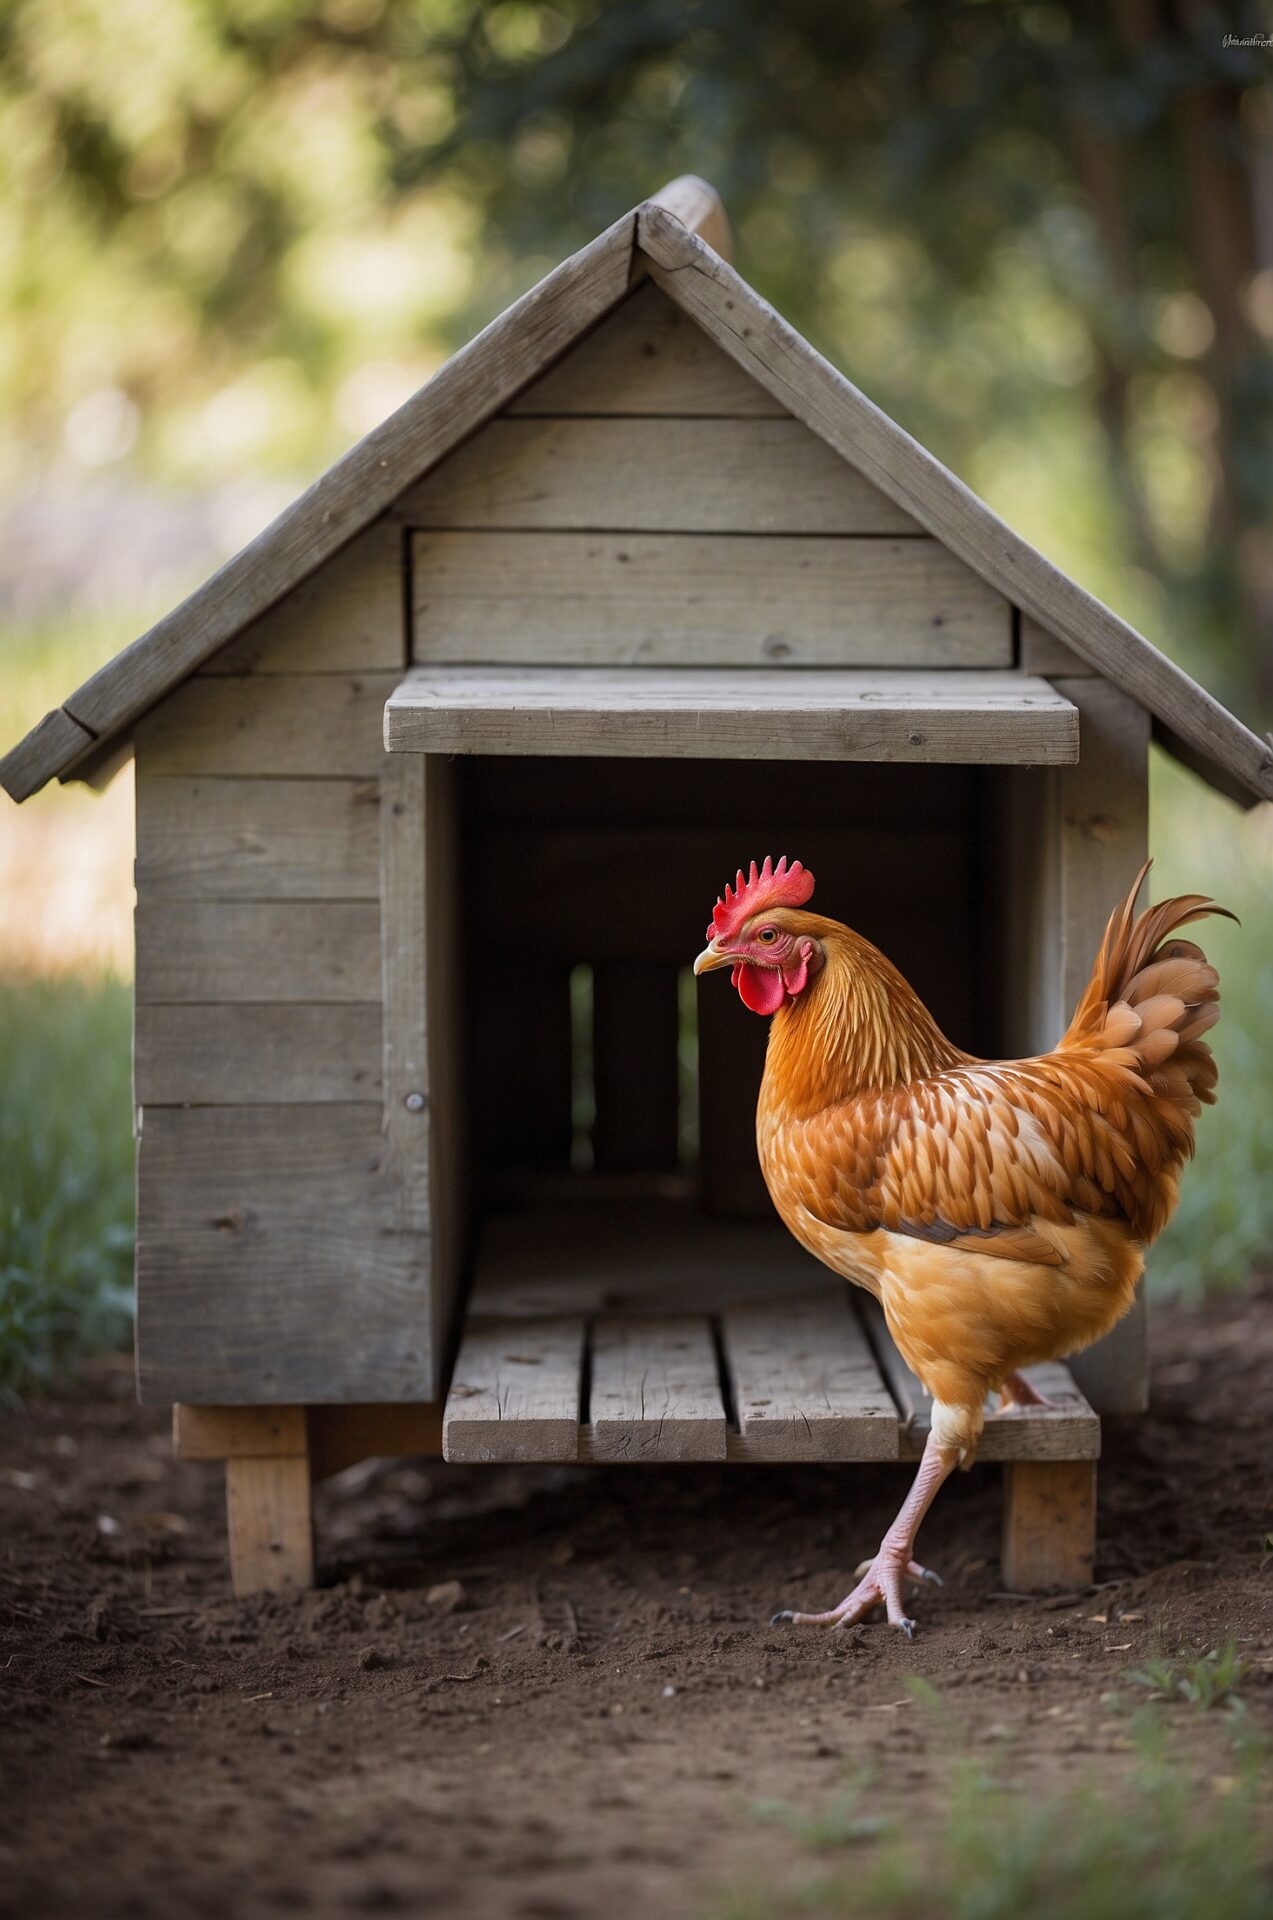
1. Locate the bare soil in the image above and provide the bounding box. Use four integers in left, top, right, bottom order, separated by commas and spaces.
2, 1287, 1271, 1920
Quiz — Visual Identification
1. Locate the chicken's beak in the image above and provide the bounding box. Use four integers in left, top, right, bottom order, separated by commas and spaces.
693, 942, 733, 977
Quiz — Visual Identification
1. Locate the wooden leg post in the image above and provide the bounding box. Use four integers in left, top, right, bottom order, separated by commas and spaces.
174, 1405, 314, 1598
1001, 1459, 1096, 1592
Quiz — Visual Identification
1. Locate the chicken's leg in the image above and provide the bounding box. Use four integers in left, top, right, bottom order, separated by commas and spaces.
771, 1433, 958, 1637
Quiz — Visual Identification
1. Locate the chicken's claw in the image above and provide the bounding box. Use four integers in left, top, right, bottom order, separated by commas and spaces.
769, 1548, 934, 1636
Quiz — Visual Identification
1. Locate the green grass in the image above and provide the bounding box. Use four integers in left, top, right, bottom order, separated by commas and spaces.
0, 973, 135, 1401
1124, 1641, 1251, 1713
719, 1720, 1272, 1920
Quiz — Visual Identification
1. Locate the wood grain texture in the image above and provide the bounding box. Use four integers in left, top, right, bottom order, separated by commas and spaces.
721, 1293, 899, 1461
386, 667, 1076, 764
136, 1105, 432, 1405
134, 673, 396, 778
136, 776, 381, 900
645, 173, 732, 259
379, 753, 465, 1399
173, 1405, 309, 1459
1001, 1460, 1097, 1592
225, 1454, 314, 1596
134, 1002, 383, 1104
587, 1317, 727, 1461
400, 417, 919, 535
411, 531, 1010, 668
638, 206, 1273, 805
507, 281, 784, 417
205, 522, 404, 674
443, 1315, 584, 1462
135, 899, 381, 1003
863, 1300, 1100, 1463
52, 214, 637, 747
1019, 613, 1094, 677
0, 705, 95, 801
1054, 677, 1150, 1417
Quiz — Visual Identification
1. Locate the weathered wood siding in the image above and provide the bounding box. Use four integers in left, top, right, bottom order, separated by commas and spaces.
405, 284, 1011, 670
133, 521, 453, 1405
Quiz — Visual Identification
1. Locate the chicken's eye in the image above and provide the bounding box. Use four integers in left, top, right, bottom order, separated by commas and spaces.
758, 926, 778, 943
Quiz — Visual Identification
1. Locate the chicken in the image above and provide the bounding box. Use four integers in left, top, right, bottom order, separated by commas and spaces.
693, 854, 1230, 1635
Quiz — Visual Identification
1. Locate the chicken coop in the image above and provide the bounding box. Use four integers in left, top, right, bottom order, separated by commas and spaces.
5, 178, 1270, 1602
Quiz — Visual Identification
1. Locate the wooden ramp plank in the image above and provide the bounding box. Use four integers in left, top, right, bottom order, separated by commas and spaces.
862, 1300, 1099, 1462
722, 1293, 899, 1462
586, 1317, 727, 1462
443, 1316, 584, 1463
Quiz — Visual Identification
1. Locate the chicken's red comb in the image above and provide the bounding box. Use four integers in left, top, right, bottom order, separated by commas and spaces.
707, 857, 815, 942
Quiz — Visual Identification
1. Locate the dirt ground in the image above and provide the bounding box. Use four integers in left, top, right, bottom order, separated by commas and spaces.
2, 1286, 1271, 1920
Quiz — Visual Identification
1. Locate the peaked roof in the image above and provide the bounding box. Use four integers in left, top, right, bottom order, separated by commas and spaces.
4, 176, 1270, 807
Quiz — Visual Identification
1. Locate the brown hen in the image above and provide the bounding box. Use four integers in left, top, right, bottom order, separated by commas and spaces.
694, 855, 1230, 1634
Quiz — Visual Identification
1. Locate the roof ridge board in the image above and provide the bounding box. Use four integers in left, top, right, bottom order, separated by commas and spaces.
637, 204, 1273, 808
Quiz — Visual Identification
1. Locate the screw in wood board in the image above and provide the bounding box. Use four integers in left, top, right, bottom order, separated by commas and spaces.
404, 1092, 426, 1112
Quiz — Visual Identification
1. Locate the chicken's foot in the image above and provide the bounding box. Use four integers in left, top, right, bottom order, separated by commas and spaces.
771, 1433, 958, 1637
998, 1371, 1059, 1413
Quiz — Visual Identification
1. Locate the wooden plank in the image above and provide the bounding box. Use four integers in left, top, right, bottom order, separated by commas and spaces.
136, 776, 381, 900
1054, 678, 1150, 1417
411, 531, 1010, 668
423, 756, 468, 1390
226, 1455, 314, 1596
307, 1403, 444, 1479
386, 667, 1077, 765
134, 673, 396, 778
0, 705, 95, 802
399, 417, 919, 535
721, 1294, 899, 1461
507, 281, 784, 418
173, 1404, 309, 1460
443, 1315, 584, 1462
1019, 613, 1094, 677
135, 900, 380, 1003
205, 522, 404, 674
53, 214, 638, 746
135, 1003, 383, 1104
587, 1317, 727, 1462
380, 754, 429, 1234
592, 959, 680, 1173
638, 205, 1273, 806
645, 173, 732, 259
1001, 1460, 1097, 1591
863, 1300, 1100, 1462
135, 1104, 431, 1405
380, 753, 466, 1398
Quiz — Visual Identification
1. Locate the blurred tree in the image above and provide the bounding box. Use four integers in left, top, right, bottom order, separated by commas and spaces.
2, 0, 1271, 716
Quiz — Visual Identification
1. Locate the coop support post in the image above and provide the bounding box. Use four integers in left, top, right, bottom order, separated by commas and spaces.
1001, 1459, 1096, 1592
174, 1405, 314, 1597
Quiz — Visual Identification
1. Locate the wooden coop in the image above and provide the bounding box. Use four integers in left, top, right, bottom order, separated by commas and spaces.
5, 178, 1271, 1601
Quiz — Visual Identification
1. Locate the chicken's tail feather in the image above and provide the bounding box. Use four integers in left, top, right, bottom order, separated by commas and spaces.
1060, 859, 1235, 1115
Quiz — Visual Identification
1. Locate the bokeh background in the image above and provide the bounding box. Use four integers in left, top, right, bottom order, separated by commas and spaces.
2, 0, 1271, 1393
